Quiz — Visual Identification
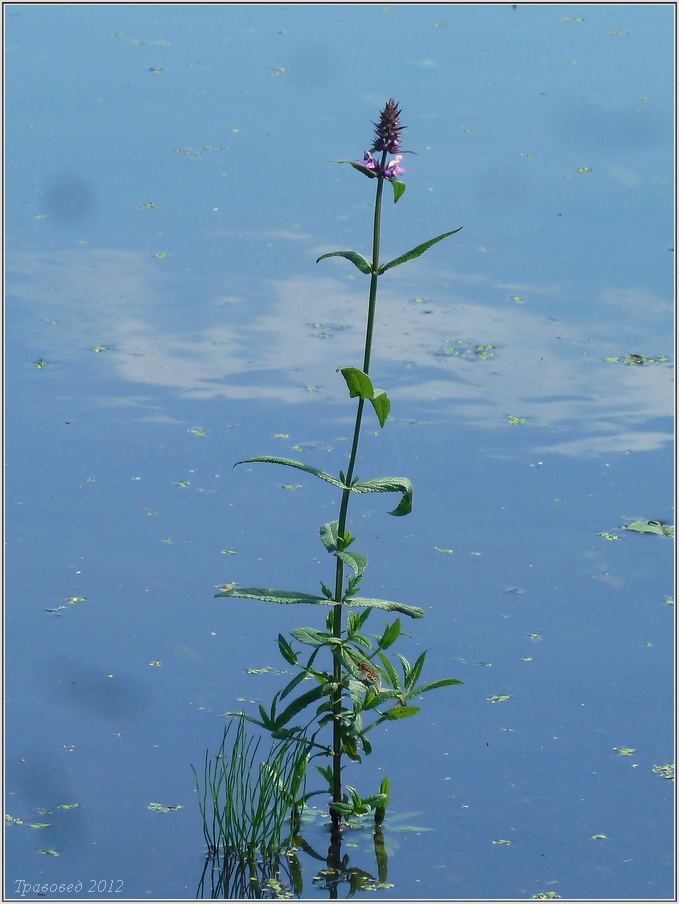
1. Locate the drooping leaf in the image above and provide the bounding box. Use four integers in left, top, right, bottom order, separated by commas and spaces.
352, 477, 413, 516
316, 250, 373, 274
348, 597, 424, 618
370, 389, 391, 427
235, 456, 347, 489
377, 228, 463, 275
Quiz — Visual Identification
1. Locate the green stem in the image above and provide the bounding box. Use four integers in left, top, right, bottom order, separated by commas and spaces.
330, 151, 388, 826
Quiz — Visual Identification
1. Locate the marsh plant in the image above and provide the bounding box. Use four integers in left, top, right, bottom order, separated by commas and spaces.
214, 100, 463, 841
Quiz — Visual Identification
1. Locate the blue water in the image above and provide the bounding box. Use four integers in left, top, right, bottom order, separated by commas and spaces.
5, 3, 674, 900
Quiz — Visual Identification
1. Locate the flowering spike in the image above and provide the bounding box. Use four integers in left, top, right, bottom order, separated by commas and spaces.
371, 98, 405, 154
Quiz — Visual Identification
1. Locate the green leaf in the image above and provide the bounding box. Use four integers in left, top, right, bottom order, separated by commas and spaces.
348, 161, 378, 179
379, 619, 401, 650
409, 677, 464, 696
339, 366, 375, 400
377, 228, 463, 275
290, 627, 332, 647
217, 586, 423, 617
273, 684, 328, 730
392, 180, 406, 203
376, 651, 401, 689
339, 368, 390, 427
216, 587, 329, 605
235, 456, 346, 490
319, 521, 340, 553
405, 651, 427, 691
336, 550, 368, 576
316, 250, 373, 274
371, 389, 391, 427
384, 705, 420, 720
352, 477, 413, 516
623, 519, 674, 537
277, 633, 298, 666
348, 597, 424, 618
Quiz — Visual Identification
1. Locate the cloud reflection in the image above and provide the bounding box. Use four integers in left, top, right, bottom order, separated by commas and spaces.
9, 247, 672, 457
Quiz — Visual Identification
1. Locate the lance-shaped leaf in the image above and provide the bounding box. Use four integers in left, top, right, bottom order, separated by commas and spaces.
316, 250, 373, 274
349, 161, 378, 179
272, 684, 328, 730
352, 476, 413, 516
392, 180, 406, 204
409, 677, 464, 695
377, 227, 463, 275
216, 587, 424, 618
215, 587, 329, 605
235, 457, 347, 490
384, 705, 420, 720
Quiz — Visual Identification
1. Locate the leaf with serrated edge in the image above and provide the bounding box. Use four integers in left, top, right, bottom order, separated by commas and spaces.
216, 587, 424, 618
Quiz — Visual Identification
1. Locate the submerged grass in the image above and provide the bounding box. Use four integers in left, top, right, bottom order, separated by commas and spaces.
193, 715, 310, 861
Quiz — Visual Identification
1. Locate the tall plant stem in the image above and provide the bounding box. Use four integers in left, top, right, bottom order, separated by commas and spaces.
330, 151, 388, 828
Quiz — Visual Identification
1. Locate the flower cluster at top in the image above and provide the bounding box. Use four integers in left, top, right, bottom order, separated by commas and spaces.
356, 98, 406, 180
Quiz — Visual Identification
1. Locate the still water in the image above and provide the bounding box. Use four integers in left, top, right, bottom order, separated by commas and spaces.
5, 2, 674, 900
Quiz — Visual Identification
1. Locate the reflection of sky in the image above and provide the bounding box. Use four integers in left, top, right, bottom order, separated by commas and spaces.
9, 243, 673, 456
6, 3, 673, 458
5, 6, 674, 898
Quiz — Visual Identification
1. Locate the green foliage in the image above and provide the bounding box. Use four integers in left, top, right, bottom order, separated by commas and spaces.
193, 716, 311, 861
622, 519, 674, 537
214, 101, 463, 830
376, 228, 463, 274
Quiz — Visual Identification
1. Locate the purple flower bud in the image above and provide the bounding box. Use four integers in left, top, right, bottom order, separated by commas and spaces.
371, 98, 406, 154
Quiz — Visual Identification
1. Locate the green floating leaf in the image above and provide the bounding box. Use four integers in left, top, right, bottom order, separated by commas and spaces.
377, 228, 463, 275
316, 250, 373, 274
623, 520, 673, 537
